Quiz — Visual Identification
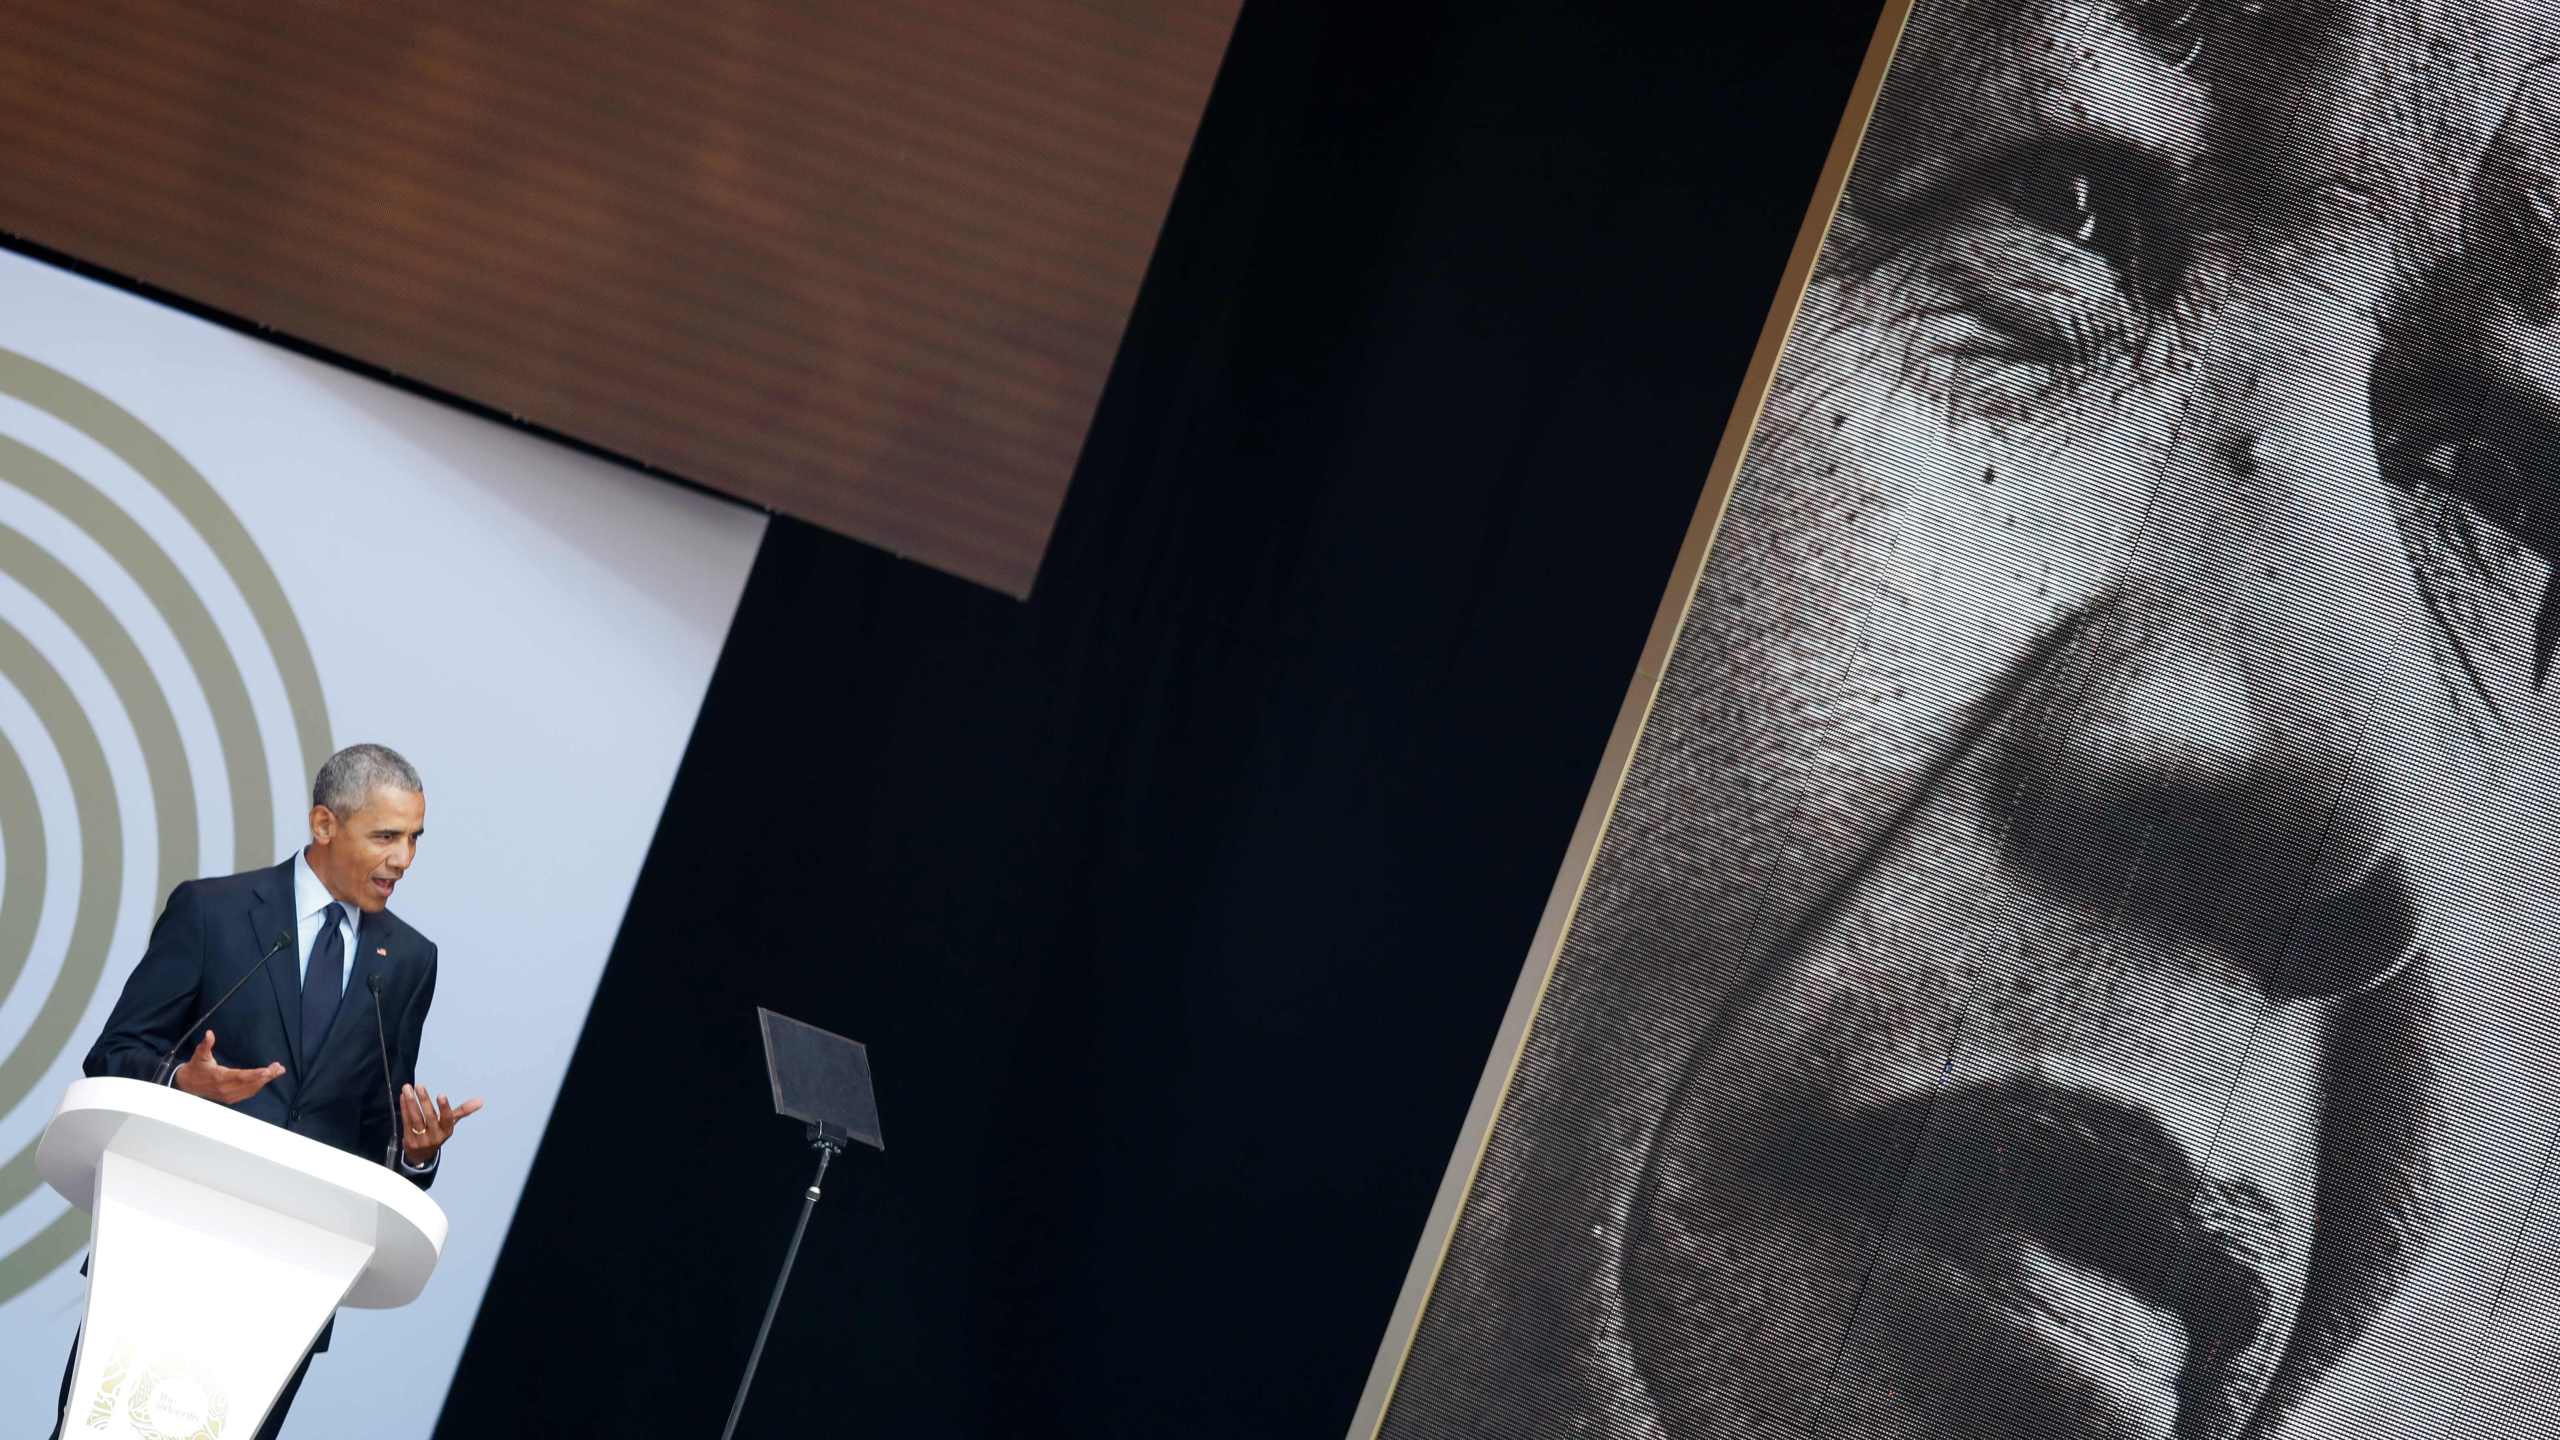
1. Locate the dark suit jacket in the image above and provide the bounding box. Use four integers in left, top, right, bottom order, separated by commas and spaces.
82, 859, 442, 1347
86, 857, 440, 1176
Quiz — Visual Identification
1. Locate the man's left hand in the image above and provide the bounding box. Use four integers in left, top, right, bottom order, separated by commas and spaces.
401, 1082, 484, 1166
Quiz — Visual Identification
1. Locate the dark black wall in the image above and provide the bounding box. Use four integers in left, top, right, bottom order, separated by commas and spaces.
435, 2, 1881, 1434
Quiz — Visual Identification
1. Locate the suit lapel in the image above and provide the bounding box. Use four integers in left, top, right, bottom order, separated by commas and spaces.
250, 860, 304, 1074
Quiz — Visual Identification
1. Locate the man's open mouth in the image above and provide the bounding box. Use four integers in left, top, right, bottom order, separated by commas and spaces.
1629, 1078, 2288, 1440
1870, 1082, 2285, 1438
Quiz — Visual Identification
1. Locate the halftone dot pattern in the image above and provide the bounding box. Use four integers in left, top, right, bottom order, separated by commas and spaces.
1375, 2, 2560, 1438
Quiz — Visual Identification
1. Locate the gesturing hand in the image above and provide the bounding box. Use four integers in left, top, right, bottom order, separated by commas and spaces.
171, 1030, 284, 1104
400, 1083, 484, 1166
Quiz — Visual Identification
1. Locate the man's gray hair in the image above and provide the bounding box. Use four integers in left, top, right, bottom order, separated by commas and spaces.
312, 743, 422, 816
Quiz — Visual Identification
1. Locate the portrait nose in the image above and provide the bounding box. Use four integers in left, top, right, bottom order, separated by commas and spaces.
2171, 293, 2409, 778
1997, 287, 2431, 998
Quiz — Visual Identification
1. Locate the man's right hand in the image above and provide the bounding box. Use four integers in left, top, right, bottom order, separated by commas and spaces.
171, 1029, 284, 1103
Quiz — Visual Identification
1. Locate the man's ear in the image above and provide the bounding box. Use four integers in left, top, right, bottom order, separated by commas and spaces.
309, 803, 338, 845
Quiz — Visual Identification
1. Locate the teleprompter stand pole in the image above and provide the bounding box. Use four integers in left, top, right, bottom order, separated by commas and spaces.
728, 1006, 883, 1436
720, 1124, 847, 1440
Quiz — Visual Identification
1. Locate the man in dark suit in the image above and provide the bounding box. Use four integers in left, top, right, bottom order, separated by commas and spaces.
50, 743, 483, 1440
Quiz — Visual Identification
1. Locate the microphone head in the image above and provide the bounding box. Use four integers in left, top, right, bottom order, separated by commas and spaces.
368, 973, 386, 996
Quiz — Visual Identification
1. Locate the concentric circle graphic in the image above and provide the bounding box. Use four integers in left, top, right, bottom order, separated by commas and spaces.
0, 348, 331, 1301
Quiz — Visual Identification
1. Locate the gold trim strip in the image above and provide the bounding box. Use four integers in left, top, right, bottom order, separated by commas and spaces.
1344, 3, 1923, 1433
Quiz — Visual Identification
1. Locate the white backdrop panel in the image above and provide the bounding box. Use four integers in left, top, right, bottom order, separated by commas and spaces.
0, 248, 768, 1437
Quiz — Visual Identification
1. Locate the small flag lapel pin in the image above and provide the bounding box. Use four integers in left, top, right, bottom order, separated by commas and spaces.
375, 947, 388, 957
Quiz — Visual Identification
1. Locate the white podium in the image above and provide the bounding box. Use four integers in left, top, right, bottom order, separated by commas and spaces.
36, 1077, 447, 1438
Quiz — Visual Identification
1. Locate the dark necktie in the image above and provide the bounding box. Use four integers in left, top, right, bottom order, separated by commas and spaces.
302, 902, 346, 1063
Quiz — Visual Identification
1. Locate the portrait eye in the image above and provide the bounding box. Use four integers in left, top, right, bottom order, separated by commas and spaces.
2013, 167, 2107, 249
2378, 413, 2549, 561
2005, 148, 2191, 310
2375, 406, 2560, 692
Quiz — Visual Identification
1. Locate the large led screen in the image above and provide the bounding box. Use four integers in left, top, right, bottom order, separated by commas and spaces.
1365, 2, 2560, 1438
0, 249, 766, 1435
0, 0, 1240, 596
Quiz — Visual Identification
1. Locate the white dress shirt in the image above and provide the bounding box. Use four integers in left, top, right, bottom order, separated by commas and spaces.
292, 848, 361, 997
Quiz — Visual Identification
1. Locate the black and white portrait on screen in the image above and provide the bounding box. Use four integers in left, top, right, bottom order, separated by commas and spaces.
1373, 1, 2560, 1437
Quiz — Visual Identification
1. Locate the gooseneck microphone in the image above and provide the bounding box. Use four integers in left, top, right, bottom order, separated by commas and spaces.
368, 973, 406, 1170
152, 927, 296, 1086
368, 974, 397, 1166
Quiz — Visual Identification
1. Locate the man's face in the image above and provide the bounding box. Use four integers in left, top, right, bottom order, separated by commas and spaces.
309, 785, 425, 914
1609, 2, 2560, 1437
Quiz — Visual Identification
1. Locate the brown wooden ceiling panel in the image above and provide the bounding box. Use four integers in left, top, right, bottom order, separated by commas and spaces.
0, 0, 1241, 595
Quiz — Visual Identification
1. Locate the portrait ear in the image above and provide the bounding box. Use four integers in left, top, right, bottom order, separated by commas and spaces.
309, 803, 338, 844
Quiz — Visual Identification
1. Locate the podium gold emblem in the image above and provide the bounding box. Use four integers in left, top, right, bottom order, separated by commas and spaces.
82, 1341, 232, 1439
